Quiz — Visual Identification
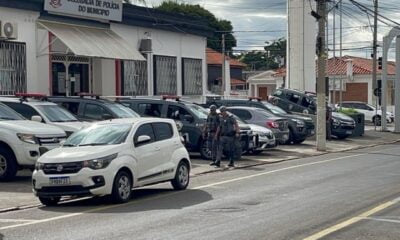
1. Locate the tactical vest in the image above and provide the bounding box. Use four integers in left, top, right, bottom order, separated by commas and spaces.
220, 115, 236, 136
206, 114, 220, 132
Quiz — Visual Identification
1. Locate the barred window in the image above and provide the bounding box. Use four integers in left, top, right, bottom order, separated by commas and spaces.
154, 55, 177, 95
182, 58, 202, 95
123, 60, 148, 96
0, 42, 26, 95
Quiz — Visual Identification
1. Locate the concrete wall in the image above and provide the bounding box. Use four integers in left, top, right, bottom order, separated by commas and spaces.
0, 7, 41, 93
287, 0, 316, 92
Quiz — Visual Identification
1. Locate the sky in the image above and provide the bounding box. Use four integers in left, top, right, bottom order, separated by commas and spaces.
141, 0, 400, 59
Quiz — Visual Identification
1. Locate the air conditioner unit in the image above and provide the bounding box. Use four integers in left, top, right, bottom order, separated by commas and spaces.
0, 22, 18, 40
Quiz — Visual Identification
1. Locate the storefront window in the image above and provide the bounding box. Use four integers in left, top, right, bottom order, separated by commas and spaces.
123, 60, 147, 96
182, 58, 202, 95
154, 55, 177, 95
0, 42, 26, 95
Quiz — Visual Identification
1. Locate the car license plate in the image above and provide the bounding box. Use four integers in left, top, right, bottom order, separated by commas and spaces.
49, 177, 71, 185
346, 130, 353, 135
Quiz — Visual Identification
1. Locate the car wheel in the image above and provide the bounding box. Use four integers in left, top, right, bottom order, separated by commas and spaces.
0, 148, 18, 181
39, 196, 61, 206
373, 116, 381, 126
111, 170, 132, 204
293, 138, 306, 144
335, 135, 348, 140
200, 140, 212, 160
251, 150, 263, 155
171, 161, 190, 190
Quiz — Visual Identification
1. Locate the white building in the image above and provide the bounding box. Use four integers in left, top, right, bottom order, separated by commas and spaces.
0, 0, 212, 97
287, 0, 316, 92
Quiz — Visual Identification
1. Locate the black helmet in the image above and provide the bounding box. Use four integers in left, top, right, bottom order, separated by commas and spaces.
210, 105, 217, 111
220, 106, 227, 112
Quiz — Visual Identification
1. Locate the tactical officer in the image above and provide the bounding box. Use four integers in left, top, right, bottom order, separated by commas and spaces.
203, 105, 220, 164
215, 106, 240, 168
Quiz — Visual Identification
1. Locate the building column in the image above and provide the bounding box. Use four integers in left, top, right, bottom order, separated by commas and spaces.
395, 37, 400, 132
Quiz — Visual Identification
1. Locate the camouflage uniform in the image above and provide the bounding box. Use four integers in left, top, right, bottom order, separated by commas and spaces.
205, 113, 220, 161
216, 114, 238, 166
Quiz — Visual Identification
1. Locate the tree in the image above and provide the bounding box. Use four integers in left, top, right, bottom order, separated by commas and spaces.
238, 38, 286, 71
156, 1, 236, 54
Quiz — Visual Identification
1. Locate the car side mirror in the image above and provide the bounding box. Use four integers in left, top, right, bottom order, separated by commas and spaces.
184, 115, 194, 123
31, 115, 43, 123
60, 140, 66, 146
102, 114, 113, 120
136, 135, 151, 145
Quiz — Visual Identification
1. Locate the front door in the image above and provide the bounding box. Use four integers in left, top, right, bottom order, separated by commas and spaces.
258, 87, 268, 100
52, 63, 90, 96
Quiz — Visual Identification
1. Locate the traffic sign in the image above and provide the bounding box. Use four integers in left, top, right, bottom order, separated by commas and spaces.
374, 88, 382, 97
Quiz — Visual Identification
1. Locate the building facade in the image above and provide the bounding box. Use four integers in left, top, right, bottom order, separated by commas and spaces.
0, 0, 213, 97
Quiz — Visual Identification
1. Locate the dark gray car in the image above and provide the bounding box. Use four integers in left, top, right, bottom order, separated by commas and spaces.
227, 106, 290, 144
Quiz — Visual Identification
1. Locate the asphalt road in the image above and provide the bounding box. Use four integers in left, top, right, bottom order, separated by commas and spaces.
1, 143, 400, 240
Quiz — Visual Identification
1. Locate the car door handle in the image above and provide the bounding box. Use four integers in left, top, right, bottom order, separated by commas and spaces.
154, 147, 161, 151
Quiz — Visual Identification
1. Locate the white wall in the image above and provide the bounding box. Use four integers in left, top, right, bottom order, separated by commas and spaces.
92, 58, 116, 96
0, 7, 41, 93
287, 0, 317, 92
111, 23, 207, 96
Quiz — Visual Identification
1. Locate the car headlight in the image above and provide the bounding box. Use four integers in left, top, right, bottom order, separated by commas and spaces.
293, 119, 305, 127
17, 133, 38, 144
83, 153, 118, 170
35, 162, 44, 171
332, 118, 340, 127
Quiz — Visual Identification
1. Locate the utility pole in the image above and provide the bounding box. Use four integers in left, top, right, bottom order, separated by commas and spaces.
332, 5, 336, 105
372, 0, 378, 130
221, 33, 226, 96
316, 0, 327, 151
339, 0, 343, 109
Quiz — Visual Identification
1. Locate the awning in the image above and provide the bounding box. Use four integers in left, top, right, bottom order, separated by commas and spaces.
38, 21, 146, 61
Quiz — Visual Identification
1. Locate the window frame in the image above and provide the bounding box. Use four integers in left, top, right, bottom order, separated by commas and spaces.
152, 122, 174, 141
134, 123, 156, 147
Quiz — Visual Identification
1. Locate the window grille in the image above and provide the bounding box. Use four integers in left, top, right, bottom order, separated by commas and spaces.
123, 60, 147, 96
182, 58, 202, 95
154, 55, 177, 95
0, 42, 26, 95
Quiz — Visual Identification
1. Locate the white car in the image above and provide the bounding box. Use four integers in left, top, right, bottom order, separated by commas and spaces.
33, 118, 191, 206
0, 96, 88, 136
338, 101, 394, 125
0, 103, 66, 180
247, 124, 276, 154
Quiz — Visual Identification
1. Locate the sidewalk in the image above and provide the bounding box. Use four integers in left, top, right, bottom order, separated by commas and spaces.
1, 130, 399, 212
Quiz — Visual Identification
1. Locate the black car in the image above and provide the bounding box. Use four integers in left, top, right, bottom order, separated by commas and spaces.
47, 95, 140, 122
203, 98, 315, 144
269, 88, 317, 114
270, 88, 356, 139
117, 97, 256, 160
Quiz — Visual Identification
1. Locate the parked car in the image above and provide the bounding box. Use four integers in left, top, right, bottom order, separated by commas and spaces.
269, 88, 317, 114
32, 118, 191, 206
117, 97, 256, 160
331, 112, 356, 139
226, 106, 290, 144
0, 95, 87, 136
337, 101, 394, 125
203, 98, 315, 144
0, 102, 66, 180
47, 95, 140, 122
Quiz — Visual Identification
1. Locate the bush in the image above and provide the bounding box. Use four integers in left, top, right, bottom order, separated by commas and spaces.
339, 108, 359, 115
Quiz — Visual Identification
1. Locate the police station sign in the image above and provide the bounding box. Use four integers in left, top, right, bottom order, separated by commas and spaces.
44, 0, 123, 22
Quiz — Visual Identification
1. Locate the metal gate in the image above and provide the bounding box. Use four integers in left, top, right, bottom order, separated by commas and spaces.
0, 42, 26, 95
123, 60, 147, 96
182, 58, 202, 95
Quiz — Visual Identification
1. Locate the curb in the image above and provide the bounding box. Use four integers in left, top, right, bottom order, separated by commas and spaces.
0, 203, 41, 214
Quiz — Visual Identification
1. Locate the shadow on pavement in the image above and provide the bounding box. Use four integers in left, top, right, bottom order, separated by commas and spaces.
39, 188, 212, 214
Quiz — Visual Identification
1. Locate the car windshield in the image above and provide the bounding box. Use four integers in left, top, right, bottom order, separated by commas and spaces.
35, 105, 78, 122
0, 104, 25, 121
64, 123, 132, 147
262, 101, 288, 114
106, 103, 140, 118
186, 104, 208, 119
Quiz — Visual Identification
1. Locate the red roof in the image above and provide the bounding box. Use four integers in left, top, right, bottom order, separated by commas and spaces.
207, 48, 246, 68
327, 56, 396, 75
216, 77, 246, 85
270, 56, 396, 78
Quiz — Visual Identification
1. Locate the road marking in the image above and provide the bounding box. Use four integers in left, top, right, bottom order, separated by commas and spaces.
303, 197, 400, 240
193, 154, 365, 190
362, 216, 400, 224
0, 147, 396, 231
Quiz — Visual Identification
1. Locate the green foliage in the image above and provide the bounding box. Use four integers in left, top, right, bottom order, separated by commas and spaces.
339, 108, 359, 115
238, 38, 286, 71
156, 1, 236, 53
